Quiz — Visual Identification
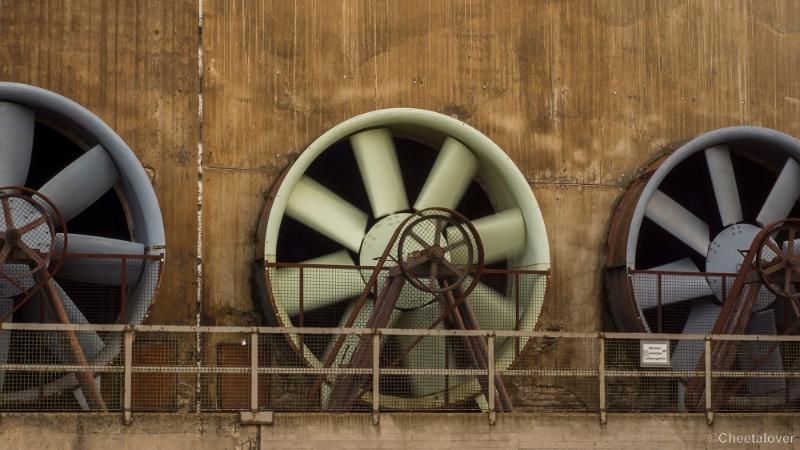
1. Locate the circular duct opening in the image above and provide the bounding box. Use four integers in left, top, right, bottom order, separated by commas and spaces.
0, 82, 166, 409
605, 126, 800, 407
256, 108, 550, 409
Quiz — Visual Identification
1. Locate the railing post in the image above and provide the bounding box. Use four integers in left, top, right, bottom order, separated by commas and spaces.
372, 332, 380, 425
487, 334, 496, 425
123, 327, 133, 425
705, 337, 713, 425
251, 332, 259, 412
598, 333, 606, 425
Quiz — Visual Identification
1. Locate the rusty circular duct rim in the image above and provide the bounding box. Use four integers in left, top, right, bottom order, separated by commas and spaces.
255, 108, 550, 408
605, 126, 800, 333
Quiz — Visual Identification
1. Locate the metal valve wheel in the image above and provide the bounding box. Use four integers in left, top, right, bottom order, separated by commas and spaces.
0, 187, 65, 298
756, 219, 800, 300
397, 209, 482, 295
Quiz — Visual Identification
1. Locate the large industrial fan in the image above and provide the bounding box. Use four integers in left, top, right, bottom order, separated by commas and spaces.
255, 109, 550, 409
0, 83, 165, 410
605, 126, 800, 408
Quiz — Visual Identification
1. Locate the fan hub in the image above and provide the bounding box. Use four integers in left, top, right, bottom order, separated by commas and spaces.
705, 224, 775, 309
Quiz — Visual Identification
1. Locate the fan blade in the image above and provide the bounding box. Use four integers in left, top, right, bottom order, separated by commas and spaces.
351, 128, 409, 218
73, 376, 102, 411
55, 234, 145, 285
757, 158, 800, 226
414, 138, 479, 210
742, 309, 785, 395
396, 305, 452, 398
38, 145, 119, 222
0, 297, 12, 391
471, 208, 526, 265
286, 176, 368, 253
673, 301, 721, 373
273, 250, 365, 316
645, 190, 710, 256
634, 258, 714, 310
0, 102, 35, 187
705, 146, 743, 226
20, 287, 105, 360
467, 279, 517, 331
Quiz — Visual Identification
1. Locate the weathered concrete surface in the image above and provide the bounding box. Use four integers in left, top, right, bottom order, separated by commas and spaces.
264, 413, 800, 449
0, 413, 259, 450
1, 412, 798, 449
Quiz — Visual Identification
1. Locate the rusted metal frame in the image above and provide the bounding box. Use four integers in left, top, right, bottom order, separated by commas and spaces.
487, 335, 496, 424
322, 276, 405, 408
298, 266, 304, 350
446, 294, 493, 410
716, 310, 800, 406
263, 261, 547, 276
515, 271, 521, 357
598, 334, 606, 424
319, 212, 419, 374
687, 224, 771, 409
628, 268, 738, 277
705, 337, 713, 424
35, 272, 107, 411
371, 333, 380, 425
250, 332, 259, 412
459, 298, 512, 412
123, 328, 133, 424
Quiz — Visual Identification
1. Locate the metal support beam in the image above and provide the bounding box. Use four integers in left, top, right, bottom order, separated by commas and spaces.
123, 328, 133, 425
251, 332, 259, 412
705, 337, 713, 425
487, 335, 496, 425
599, 334, 607, 425
372, 333, 380, 425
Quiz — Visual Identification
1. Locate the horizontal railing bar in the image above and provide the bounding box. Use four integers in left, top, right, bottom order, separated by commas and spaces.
263, 262, 549, 275
3, 323, 800, 342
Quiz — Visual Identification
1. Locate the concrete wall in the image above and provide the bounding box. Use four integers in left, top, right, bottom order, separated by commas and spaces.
2, 0, 800, 329
1, 412, 799, 449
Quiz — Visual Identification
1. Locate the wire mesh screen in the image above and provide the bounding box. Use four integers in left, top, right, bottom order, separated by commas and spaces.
712, 338, 800, 412
0, 328, 123, 411
503, 336, 597, 412
0, 325, 799, 414
605, 337, 702, 412
629, 270, 735, 334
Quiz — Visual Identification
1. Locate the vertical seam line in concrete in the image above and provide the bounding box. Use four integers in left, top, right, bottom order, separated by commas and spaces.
196, 0, 205, 413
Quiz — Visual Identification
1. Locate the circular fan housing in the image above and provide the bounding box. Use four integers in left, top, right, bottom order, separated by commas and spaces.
605, 126, 800, 406
256, 108, 550, 408
0, 82, 165, 407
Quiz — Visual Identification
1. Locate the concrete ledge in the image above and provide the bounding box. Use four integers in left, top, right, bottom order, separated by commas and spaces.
0, 412, 798, 449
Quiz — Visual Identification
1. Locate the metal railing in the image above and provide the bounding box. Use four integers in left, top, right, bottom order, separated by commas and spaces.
1, 323, 799, 424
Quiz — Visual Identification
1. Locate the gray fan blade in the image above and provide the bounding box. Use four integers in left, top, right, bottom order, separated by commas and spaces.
38, 145, 119, 222
0, 297, 12, 392
272, 250, 364, 316
743, 309, 785, 395
54, 234, 144, 285
673, 301, 721, 373
396, 305, 453, 398
705, 146, 743, 227
757, 158, 800, 226
73, 376, 102, 411
286, 176, 368, 253
635, 258, 714, 310
646, 190, 710, 256
0, 102, 34, 187
351, 128, 409, 218
20, 288, 105, 361
414, 138, 479, 210
467, 278, 516, 331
